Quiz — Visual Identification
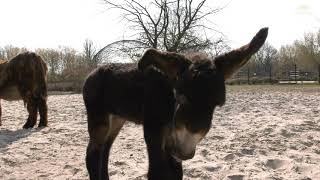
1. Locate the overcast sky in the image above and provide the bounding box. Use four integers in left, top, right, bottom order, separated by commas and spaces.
0, 0, 319, 52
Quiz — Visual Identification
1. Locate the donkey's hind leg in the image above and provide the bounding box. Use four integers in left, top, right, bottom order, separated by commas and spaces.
86, 113, 110, 180
86, 113, 125, 180
102, 115, 125, 179
37, 95, 48, 127
23, 98, 38, 129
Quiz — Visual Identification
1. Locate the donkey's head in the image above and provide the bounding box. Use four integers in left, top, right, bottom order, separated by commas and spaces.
139, 28, 268, 161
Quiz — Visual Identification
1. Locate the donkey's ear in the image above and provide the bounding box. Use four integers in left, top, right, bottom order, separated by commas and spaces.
138, 48, 191, 79
214, 27, 268, 80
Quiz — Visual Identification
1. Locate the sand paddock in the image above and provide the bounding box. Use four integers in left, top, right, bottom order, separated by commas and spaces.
0, 85, 319, 179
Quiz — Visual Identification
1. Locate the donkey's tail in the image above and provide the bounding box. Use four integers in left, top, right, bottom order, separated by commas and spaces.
33, 53, 48, 99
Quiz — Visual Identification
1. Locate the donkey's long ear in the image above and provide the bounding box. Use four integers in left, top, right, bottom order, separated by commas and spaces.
214, 27, 268, 80
138, 48, 191, 79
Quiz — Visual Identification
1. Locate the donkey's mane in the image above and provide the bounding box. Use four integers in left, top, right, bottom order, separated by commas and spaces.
184, 52, 214, 69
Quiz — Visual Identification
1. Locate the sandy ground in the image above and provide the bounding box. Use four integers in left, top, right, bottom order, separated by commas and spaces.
0, 85, 319, 180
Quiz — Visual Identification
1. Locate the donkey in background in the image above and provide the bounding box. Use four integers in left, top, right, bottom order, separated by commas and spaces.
83, 27, 268, 180
0, 52, 48, 128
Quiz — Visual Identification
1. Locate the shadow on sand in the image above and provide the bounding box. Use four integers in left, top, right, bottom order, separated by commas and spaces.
0, 128, 42, 150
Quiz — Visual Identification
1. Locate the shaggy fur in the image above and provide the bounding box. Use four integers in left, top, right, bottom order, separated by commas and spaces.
83, 28, 268, 180
0, 52, 48, 128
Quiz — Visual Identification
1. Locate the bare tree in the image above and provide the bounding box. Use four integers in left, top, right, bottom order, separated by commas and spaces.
1, 45, 28, 60
292, 41, 317, 72
276, 44, 300, 80
36, 48, 62, 81
0, 47, 5, 60
103, 0, 225, 53
302, 32, 320, 64
238, 42, 277, 82
83, 39, 99, 68
253, 42, 278, 75
209, 38, 231, 57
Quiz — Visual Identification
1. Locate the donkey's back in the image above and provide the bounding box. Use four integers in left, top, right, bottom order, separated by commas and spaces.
83, 63, 145, 124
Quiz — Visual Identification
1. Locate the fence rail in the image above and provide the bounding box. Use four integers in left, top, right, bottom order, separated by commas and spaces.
229, 64, 320, 85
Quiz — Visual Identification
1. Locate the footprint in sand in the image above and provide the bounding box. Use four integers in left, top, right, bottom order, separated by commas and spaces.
211, 135, 225, 140
2, 157, 17, 167
265, 159, 289, 170
203, 164, 222, 172
223, 153, 236, 161
114, 161, 127, 166
262, 127, 273, 135
200, 149, 209, 157
240, 148, 254, 155
109, 170, 118, 176
258, 149, 268, 156
63, 164, 81, 175
280, 129, 296, 138
226, 174, 244, 180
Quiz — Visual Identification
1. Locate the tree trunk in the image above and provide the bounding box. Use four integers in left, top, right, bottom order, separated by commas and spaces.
269, 65, 272, 84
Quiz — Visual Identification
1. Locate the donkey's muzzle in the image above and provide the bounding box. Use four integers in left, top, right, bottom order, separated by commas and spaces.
172, 148, 195, 161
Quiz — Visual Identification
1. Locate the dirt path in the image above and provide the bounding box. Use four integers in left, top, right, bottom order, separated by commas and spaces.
0, 86, 319, 179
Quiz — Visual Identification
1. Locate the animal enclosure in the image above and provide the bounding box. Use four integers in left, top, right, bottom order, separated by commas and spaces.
0, 85, 319, 179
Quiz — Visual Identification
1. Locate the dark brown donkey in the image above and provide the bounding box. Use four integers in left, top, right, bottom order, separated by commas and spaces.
0, 52, 48, 128
83, 28, 268, 180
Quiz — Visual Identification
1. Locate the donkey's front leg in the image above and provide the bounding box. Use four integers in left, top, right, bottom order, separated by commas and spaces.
143, 124, 183, 180
143, 66, 183, 180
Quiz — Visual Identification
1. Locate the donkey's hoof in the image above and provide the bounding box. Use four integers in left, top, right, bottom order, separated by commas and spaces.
23, 122, 35, 129
23, 125, 33, 129
38, 122, 48, 128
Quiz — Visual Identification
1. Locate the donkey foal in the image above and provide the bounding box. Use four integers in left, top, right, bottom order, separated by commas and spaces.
83, 27, 268, 180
